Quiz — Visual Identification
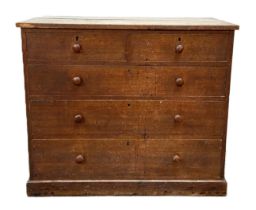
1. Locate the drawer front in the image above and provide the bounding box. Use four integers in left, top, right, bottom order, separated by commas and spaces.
30, 100, 226, 139
26, 30, 231, 64
28, 65, 227, 97
26, 30, 127, 64
30, 139, 222, 180
129, 31, 231, 63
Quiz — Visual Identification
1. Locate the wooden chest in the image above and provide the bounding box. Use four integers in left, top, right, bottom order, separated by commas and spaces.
17, 17, 238, 196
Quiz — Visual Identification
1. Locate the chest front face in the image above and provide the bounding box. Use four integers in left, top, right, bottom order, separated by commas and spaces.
17, 17, 238, 196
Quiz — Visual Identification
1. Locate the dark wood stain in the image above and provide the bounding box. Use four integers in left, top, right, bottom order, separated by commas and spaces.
29, 100, 227, 139
30, 139, 222, 180
17, 17, 238, 196
28, 65, 228, 98
25, 30, 233, 64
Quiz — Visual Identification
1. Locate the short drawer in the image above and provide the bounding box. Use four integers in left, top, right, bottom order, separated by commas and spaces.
30, 100, 226, 139
25, 30, 232, 64
26, 30, 127, 64
28, 64, 228, 98
30, 139, 222, 180
129, 31, 231, 63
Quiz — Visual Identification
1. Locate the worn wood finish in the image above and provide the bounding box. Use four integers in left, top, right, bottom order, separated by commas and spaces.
25, 30, 232, 64
30, 100, 226, 139
16, 17, 239, 30
26, 30, 127, 64
27, 180, 227, 196
17, 17, 238, 196
28, 65, 228, 97
30, 139, 222, 180
129, 31, 231, 62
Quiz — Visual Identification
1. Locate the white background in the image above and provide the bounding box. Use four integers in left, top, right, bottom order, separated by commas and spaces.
0, 0, 254, 209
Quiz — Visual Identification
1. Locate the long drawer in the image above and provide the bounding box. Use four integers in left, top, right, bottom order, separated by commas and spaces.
30, 139, 222, 180
30, 100, 226, 139
28, 64, 228, 98
26, 30, 232, 64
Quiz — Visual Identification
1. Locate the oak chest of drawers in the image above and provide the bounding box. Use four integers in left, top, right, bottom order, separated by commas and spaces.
17, 17, 238, 196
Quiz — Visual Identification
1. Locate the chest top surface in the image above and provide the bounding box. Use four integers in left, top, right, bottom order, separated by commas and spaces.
16, 16, 239, 30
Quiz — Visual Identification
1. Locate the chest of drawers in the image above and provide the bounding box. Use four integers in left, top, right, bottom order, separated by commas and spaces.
17, 17, 238, 196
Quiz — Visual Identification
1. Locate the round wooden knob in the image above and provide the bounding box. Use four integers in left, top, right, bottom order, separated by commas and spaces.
173, 154, 181, 162
75, 154, 85, 164
176, 77, 184, 87
72, 43, 81, 53
74, 114, 83, 123
174, 114, 182, 122
72, 76, 82, 86
175, 44, 184, 53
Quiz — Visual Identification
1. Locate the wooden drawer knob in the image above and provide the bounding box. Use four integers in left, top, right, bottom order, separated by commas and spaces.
173, 154, 181, 162
175, 44, 184, 53
174, 114, 182, 122
72, 76, 82, 86
75, 154, 85, 164
72, 43, 81, 53
74, 114, 83, 123
176, 77, 184, 87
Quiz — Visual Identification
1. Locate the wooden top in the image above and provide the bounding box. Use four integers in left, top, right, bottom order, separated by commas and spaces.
16, 17, 239, 30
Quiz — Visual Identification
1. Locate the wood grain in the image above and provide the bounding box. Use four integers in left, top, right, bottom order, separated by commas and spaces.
29, 100, 227, 139
30, 139, 223, 180
27, 180, 227, 196
27, 64, 228, 98
129, 31, 231, 62
17, 17, 238, 196
16, 17, 239, 30
25, 30, 233, 64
